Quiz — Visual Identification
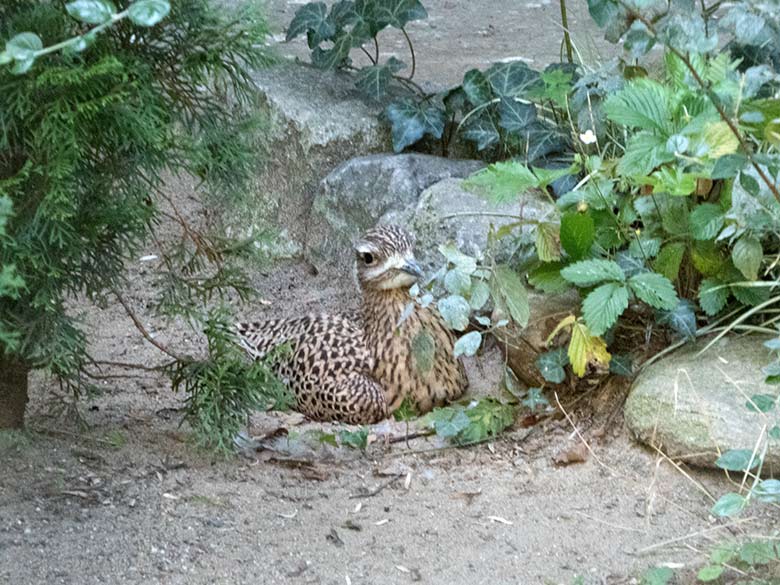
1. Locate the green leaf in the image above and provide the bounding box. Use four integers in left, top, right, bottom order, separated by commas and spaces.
522, 387, 549, 412
528, 262, 569, 294
444, 268, 471, 297
411, 330, 436, 373
437, 295, 471, 332
624, 21, 655, 58
604, 79, 672, 134
628, 236, 661, 259
469, 279, 490, 311
311, 30, 354, 68
454, 331, 482, 357
732, 282, 771, 307
492, 265, 530, 328
582, 282, 629, 335
739, 541, 777, 565
654, 242, 686, 282
461, 111, 500, 151
439, 244, 477, 274
770, 425, 780, 440
711, 492, 747, 517
385, 99, 446, 152
689, 203, 725, 240
462, 68, 493, 106
711, 154, 747, 179
696, 565, 723, 582
536, 348, 569, 384
464, 162, 538, 204
640, 566, 674, 585
355, 57, 405, 101
699, 278, 729, 316
338, 427, 369, 449
485, 61, 540, 97
617, 132, 674, 176
647, 166, 697, 196
66, 0, 115, 24
560, 211, 595, 261
429, 407, 470, 438
5, 33, 42, 59
715, 449, 760, 472
498, 98, 537, 133
286, 2, 335, 42
535, 222, 561, 262
127, 0, 169, 27
610, 354, 633, 377
692, 240, 726, 277
746, 394, 777, 413
731, 234, 762, 281
656, 299, 696, 340
752, 479, 780, 503
374, 0, 427, 29
560, 259, 625, 287
628, 272, 678, 310
458, 398, 515, 443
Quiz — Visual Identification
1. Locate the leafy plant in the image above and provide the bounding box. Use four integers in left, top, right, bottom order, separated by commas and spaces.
0, 0, 283, 445
424, 397, 515, 445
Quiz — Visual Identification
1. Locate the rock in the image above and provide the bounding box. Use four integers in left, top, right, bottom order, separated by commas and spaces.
405, 178, 556, 269
248, 63, 394, 248
305, 154, 484, 272
624, 335, 780, 469
492, 289, 580, 387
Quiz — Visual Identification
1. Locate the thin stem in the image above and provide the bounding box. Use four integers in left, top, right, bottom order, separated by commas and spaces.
359, 44, 377, 66
401, 27, 416, 79
559, 0, 574, 64
373, 35, 379, 64
113, 289, 185, 361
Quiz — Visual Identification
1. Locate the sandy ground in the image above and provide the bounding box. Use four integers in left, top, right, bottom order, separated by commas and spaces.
1, 2, 777, 585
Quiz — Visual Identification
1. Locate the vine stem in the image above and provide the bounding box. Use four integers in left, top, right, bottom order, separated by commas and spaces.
359, 45, 377, 66
623, 5, 780, 205
401, 27, 416, 79
559, 0, 574, 64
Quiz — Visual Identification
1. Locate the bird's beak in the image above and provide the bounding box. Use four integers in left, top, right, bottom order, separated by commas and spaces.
400, 259, 423, 279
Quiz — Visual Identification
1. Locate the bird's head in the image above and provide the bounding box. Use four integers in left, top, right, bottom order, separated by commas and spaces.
354, 225, 423, 291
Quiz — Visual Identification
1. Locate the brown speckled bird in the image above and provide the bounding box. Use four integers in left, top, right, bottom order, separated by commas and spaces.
236, 225, 468, 424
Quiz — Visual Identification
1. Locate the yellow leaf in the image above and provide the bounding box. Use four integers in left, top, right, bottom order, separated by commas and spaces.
567, 321, 611, 376
546, 314, 576, 346
703, 121, 739, 158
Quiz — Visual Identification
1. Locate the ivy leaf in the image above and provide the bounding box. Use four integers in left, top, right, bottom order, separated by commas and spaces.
66, 0, 115, 24
437, 295, 470, 332
536, 347, 569, 384
560, 259, 625, 287
560, 211, 595, 261
498, 99, 537, 133
469, 279, 490, 311
485, 61, 540, 97
464, 161, 538, 204
689, 203, 725, 240
522, 388, 549, 412
374, 0, 427, 29
528, 262, 569, 294
731, 234, 763, 281
656, 299, 697, 340
385, 99, 446, 152
699, 278, 730, 316
711, 493, 747, 517
582, 282, 629, 336
461, 110, 500, 151
492, 265, 530, 328
453, 331, 482, 357
535, 222, 561, 262
654, 242, 686, 282
286, 2, 335, 43
604, 79, 672, 134
462, 68, 493, 106
568, 321, 611, 377
628, 272, 678, 310
344, 0, 383, 39
311, 30, 354, 68
355, 57, 405, 101
746, 394, 777, 413
444, 268, 471, 296
127, 0, 170, 27
715, 449, 760, 472
429, 407, 470, 438
411, 330, 436, 373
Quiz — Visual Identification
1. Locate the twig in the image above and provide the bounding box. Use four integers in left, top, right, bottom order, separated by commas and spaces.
112, 289, 185, 361
92, 359, 172, 372
349, 473, 403, 499
554, 392, 611, 473
386, 429, 434, 444
573, 510, 647, 533
636, 517, 758, 554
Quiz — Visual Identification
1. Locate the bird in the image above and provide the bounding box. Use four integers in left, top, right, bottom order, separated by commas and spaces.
236, 224, 468, 424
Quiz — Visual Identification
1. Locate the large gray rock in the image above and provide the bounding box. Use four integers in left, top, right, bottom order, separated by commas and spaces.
306, 155, 484, 271
404, 177, 557, 268
248, 63, 394, 248
625, 336, 780, 469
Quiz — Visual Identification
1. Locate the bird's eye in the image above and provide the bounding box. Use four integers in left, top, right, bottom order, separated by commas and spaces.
362, 252, 374, 265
